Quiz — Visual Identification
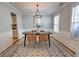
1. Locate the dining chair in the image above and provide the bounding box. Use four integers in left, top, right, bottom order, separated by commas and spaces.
27, 32, 36, 47
39, 34, 48, 44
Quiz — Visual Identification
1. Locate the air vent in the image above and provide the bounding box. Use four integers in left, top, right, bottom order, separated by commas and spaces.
59, 3, 64, 6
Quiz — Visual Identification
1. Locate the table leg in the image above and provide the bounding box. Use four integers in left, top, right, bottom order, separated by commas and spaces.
48, 34, 51, 47
24, 34, 26, 47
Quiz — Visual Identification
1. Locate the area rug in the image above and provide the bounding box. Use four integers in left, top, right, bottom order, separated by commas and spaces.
0, 38, 65, 57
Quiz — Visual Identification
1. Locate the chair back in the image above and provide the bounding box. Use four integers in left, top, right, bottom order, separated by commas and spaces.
39, 34, 48, 41
27, 32, 36, 42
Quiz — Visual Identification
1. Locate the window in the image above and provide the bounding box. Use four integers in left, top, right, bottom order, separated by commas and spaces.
71, 5, 79, 38
54, 15, 59, 32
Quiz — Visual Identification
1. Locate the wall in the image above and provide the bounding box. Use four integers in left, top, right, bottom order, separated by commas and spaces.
22, 15, 53, 32
52, 2, 78, 53
54, 3, 73, 32
52, 3, 75, 36
17, 14, 24, 39
76, 35, 79, 56
0, 3, 23, 53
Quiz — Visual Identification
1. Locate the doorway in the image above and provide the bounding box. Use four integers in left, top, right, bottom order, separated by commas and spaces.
11, 12, 18, 43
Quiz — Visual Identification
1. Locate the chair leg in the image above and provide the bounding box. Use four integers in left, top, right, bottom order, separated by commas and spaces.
32, 42, 35, 48
29, 41, 35, 48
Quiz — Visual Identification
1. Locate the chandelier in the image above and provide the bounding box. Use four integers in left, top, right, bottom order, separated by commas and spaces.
33, 4, 42, 29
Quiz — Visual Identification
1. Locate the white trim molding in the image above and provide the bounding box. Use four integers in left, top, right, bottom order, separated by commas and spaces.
5, 2, 23, 15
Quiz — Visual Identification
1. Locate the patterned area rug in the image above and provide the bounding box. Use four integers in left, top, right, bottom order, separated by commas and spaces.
0, 38, 65, 57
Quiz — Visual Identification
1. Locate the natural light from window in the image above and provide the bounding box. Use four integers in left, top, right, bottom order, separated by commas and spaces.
54, 15, 59, 33
71, 5, 79, 38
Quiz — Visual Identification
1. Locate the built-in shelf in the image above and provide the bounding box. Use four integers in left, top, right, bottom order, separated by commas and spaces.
12, 24, 17, 30
11, 12, 18, 42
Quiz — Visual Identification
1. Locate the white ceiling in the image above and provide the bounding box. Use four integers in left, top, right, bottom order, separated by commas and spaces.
10, 2, 70, 16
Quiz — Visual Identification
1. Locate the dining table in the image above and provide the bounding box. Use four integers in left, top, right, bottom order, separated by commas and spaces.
23, 31, 52, 47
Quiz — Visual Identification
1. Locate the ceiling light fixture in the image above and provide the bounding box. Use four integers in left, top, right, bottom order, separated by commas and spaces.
33, 4, 42, 30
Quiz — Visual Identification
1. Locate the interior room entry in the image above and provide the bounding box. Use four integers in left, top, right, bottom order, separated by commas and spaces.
11, 12, 18, 43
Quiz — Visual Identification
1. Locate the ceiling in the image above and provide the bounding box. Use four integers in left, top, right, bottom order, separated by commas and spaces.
10, 2, 70, 16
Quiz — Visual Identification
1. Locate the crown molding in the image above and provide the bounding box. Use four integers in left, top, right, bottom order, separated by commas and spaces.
51, 2, 73, 16
5, 2, 23, 15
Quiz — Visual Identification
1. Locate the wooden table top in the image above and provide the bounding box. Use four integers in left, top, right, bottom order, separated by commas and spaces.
23, 31, 52, 35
